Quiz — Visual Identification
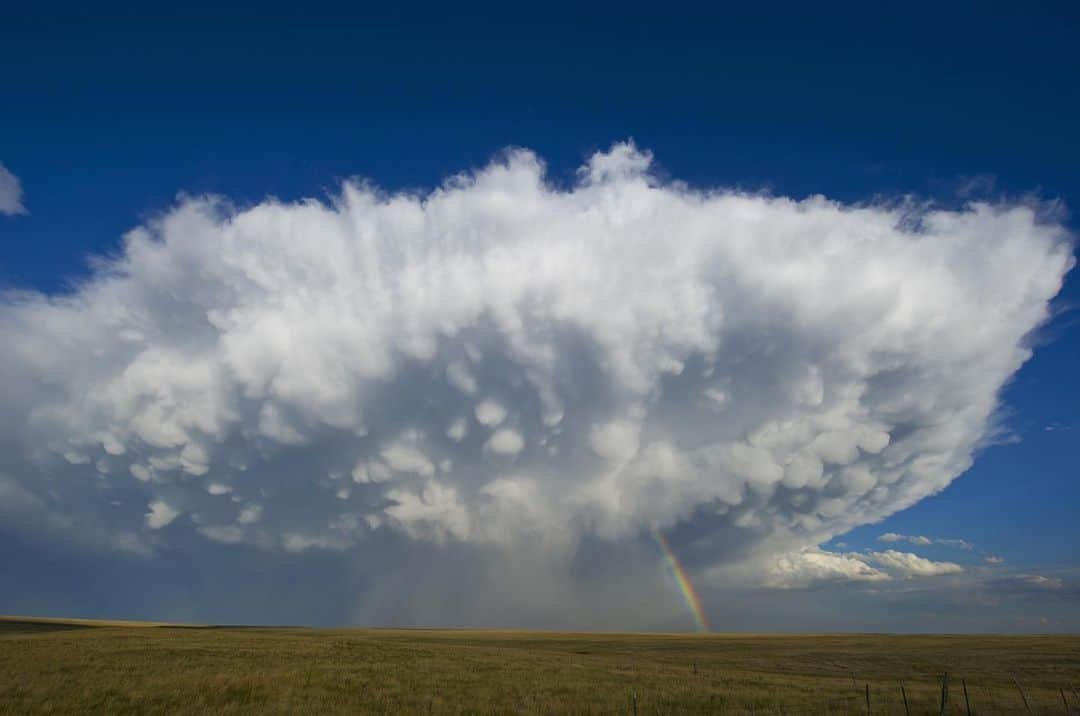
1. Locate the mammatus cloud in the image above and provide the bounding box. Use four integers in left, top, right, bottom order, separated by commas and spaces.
0, 143, 1073, 626
146, 500, 180, 529
0, 162, 27, 215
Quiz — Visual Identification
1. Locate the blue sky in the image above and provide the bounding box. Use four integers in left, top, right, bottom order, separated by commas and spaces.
1, 2, 1078, 630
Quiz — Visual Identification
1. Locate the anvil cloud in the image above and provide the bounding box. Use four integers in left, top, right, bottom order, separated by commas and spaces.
0, 143, 1072, 625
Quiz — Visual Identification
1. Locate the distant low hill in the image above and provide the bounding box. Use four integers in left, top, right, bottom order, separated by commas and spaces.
0, 615, 204, 632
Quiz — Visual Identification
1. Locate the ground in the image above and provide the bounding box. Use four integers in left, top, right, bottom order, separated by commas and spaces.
1, 616, 1078, 713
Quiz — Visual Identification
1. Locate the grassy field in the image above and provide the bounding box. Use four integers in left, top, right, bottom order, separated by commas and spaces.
1, 617, 1078, 714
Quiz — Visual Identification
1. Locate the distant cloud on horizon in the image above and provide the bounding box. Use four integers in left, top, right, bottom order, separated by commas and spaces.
879, 532, 974, 550
983, 573, 1074, 596
764, 547, 965, 588
866, 549, 964, 578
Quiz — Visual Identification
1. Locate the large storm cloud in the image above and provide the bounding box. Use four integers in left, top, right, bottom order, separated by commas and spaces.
0, 143, 1072, 626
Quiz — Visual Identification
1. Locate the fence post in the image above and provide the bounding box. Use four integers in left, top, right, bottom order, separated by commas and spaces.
900, 681, 910, 716
1014, 678, 1032, 714
940, 672, 949, 716
963, 678, 971, 716
865, 683, 870, 715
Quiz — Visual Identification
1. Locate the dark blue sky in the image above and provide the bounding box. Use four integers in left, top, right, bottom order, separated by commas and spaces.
1, 1, 1078, 627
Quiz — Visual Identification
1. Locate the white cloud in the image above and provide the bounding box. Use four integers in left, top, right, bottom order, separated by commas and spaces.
197, 525, 244, 544
936, 538, 974, 550
0, 143, 1071, 619
445, 418, 469, 442
446, 361, 477, 395
766, 548, 890, 588
588, 420, 641, 462
380, 437, 436, 477
385, 480, 470, 542
867, 550, 964, 577
878, 532, 973, 550
484, 428, 525, 457
1010, 574, 1063, 590
766, 546, 965, 587
0, 162, 27, 216
145, 501, 180, 529
982, 573, 1072, 598
986, 555, 1004, 564
474, 400, 507, 427
236, 504, 261, 525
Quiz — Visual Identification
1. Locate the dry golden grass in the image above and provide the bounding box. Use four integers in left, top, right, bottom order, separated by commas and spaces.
1, 617, 1078, 713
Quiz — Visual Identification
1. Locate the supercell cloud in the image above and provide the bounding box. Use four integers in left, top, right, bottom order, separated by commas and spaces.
0, 143, 1072, 625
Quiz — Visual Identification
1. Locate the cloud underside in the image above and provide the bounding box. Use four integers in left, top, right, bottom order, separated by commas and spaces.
0, 143, 1073, 622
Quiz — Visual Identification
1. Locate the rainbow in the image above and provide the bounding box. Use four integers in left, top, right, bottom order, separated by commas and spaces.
652, 528, 710, 632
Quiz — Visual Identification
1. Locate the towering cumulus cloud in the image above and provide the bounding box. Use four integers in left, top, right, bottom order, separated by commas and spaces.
0, 143, 1072, 626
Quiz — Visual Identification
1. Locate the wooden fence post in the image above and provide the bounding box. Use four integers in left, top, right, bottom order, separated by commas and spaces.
963, 678, 971, 716
940, 672, 949, 716
900, 681, 910, 716
1014, 678, 1032, 714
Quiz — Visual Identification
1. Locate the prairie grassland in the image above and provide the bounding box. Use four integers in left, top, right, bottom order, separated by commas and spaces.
1, 617, 1078, 714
